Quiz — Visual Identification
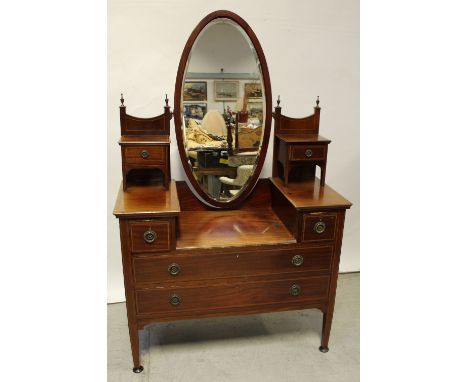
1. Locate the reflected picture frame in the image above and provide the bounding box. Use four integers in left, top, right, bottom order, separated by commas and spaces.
214, 81, 238, 101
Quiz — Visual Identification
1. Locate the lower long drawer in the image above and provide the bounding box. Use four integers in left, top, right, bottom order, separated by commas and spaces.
135, 275, 330, 315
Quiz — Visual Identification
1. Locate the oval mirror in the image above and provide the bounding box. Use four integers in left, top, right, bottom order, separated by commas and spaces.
174, 10, 272, 208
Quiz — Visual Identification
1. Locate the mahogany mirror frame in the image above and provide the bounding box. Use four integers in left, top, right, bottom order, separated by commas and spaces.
173, 10, 272, 209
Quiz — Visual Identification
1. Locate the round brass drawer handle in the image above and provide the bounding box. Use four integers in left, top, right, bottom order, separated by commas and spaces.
289, 284, 301, 296
140, 150, 150, 159
291, 255, 304, 267
143, 230, 157, 244
314, 221, 326, 234
168, 263, 181, 276
169, 294, 181, 306
304, 149, 313, 158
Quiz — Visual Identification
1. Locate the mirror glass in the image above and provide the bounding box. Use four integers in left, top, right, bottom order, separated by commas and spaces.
179, 18, 266, 202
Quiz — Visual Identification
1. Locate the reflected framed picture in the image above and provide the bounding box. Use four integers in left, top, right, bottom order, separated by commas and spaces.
244, 82, 262, 99
247, 101, 263, 121
214, 81, 238, 101
183, 82, 207, 101
184, 104, 207, 121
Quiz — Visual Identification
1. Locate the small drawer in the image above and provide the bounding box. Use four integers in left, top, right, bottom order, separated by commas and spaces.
289, 145, 326, 161
132, 245, 334, 284
302, 212, 337, 242
124, 146, 166, 165
135, 275, 330, 315
129, 219, 174, 253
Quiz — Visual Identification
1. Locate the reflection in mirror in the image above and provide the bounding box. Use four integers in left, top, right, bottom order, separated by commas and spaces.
181, 18, 265, 201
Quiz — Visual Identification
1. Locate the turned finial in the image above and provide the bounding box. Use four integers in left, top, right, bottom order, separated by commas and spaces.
120, 93, 125, 107
277, 95, 281, 107
165, 93, 169, 107
316, 96, 320, 107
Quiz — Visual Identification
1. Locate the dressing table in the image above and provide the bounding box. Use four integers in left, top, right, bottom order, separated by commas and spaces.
113, 10, 351, 374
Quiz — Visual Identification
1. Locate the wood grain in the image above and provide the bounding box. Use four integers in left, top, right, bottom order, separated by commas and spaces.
132, 244, 334, 284
176, 209, 296, 249
270, 177, 352, 210
135, 275, 330, 315
113, 181, 180, 218
276, 134, 331, 144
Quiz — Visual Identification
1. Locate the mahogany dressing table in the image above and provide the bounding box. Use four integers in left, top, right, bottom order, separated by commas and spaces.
113, 10, 351, 374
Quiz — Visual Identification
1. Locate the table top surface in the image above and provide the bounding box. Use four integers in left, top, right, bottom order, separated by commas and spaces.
113, 180, 180, 218
119, 135, 170, 145
276, 134, 331, 144
113, 178, 351, 218
270, 177, 352, 210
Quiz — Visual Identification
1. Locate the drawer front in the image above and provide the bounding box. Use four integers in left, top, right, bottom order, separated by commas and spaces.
302, 213, 337, 242
124, 146, 166, 165
133, 245, 333, 284
136, 275, 330, 314
129, 220, 173, 253
289, 145, 326, 161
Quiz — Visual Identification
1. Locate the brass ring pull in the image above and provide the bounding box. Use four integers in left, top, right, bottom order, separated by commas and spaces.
168, 263, 181, 276
140, 150, 150, 159
313, 221, 326, 234
304, 149, 313, 158
169, 294, 181, 306
143, 230, 157, 244
289, 284, 301, 296
291, 255, 304, 267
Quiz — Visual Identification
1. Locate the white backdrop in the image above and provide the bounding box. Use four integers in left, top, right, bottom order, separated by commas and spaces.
108, 0, 360, 303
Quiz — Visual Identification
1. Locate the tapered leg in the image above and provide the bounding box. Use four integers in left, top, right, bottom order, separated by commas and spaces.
123, 167, 128, 191
128, 324, 143, 373
320, 310, 334, 352
320, 164, 327, 187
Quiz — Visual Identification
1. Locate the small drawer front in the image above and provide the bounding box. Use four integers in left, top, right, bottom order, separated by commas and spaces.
133, 246, 334, 284
136, 275, 330, 314
124, 146, 166, 165
302, 213, 337, 242
289, 145, 326, 161
129, 220, 173, 253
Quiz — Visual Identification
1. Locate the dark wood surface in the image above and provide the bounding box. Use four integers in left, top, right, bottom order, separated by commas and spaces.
289, 144, 327, 161
132, 244, 334, 285
119, 95, 172, 136
135, 275, 330, 316
119, 97, 172, 190
113, 181, 180, 218
270, 177, 352, 210
176, 178, 272, 211
276, 134, 331, 144
173, 10, 272, 208
119, 135, 170, 145
177, 209, 296, 249
302, 212, 338, 242
123, 146, 166, 165
129, 219, 175, 252
115, 177, 350, 370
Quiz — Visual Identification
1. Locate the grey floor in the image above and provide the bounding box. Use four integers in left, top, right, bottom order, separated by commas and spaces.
108, 273, 359, 382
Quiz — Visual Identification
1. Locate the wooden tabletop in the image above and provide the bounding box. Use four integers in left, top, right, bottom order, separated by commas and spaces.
276, 134, 331, 144
177, 209, 296, 250
270, 177, 352, 210
119, 135, 170, 145
113, 181, 180, 218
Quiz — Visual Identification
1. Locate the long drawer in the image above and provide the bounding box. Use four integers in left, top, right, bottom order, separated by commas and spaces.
132, 245, 334, 284
135, 275, 330, 315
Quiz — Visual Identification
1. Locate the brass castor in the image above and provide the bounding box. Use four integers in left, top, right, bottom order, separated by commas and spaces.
133, 366, 144, 373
